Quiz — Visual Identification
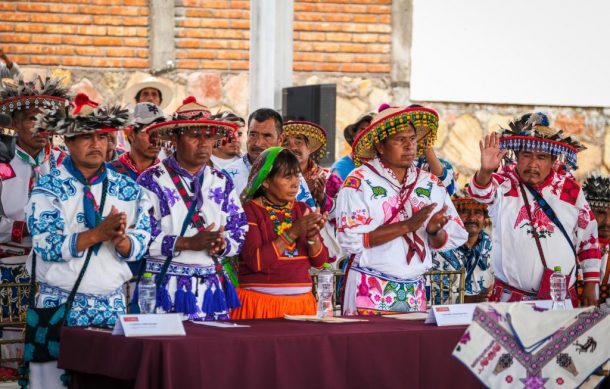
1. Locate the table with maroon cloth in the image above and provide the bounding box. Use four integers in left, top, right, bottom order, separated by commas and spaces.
58, 316, 483, 389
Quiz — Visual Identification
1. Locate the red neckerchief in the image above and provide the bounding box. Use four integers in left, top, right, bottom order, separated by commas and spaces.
365, 161, 425, 264
119, 152, 160, 176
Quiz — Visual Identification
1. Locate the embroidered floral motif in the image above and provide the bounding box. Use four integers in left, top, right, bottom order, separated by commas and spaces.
519, 371, 549, 389
338, 209, 372, 230
459, 330, 471, 345
342, 176, 362, 190
505, 375, 513, 383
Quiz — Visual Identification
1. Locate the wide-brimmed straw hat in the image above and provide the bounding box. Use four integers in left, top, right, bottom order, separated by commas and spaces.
351, 105, 439, 166
282, 120, 327, 161
123, 76, 173, 109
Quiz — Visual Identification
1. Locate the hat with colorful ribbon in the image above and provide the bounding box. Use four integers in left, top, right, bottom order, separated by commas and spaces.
241, 146, 284, 203
351, 104, 439, 166
33, 93, 131, 137
145, 96, 235, 141
499, 112, 586, 171
582, 173, 610, 209
282, 120, 327, 162
452, 186, 488, 214
0, 76, 71, 117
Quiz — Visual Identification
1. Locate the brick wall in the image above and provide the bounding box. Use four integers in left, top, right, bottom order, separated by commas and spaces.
294, 0, 392, 73
174, 0, 250, 71
1, 0, 392, 74
0, 0, 149, 69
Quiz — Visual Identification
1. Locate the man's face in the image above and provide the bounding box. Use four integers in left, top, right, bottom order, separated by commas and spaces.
217, 129, 243, 158
247, 118, 279, 161
282, 134, 311, 168
515, 151, 554, 186
375, 127, 417, 169
354, 120, 370, 139
137, 88, 162, 106
592, 206, 610, 240
173, 127, 217, 169
458, 207, 486, 237
12, 108, 49, 151
129, 129, 160, 160
65, 132, 108, 170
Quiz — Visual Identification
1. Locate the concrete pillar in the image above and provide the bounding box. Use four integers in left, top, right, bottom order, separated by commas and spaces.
149, 0, 176, 73
249, 0, 294, 112
391, 0, 412, 105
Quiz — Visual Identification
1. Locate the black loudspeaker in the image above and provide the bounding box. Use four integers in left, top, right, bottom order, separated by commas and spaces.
282, 84, 336, 167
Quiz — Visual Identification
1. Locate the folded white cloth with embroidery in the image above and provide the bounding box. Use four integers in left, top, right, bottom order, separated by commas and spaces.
453, 302, 610, 388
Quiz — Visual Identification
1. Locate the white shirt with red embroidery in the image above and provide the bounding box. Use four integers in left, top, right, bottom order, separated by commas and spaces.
336, 158, 467, 280
468, 163, 601, 292
0, 145, 63, 247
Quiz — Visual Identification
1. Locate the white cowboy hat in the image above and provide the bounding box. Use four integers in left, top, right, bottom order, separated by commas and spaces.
123, 76, 173, 109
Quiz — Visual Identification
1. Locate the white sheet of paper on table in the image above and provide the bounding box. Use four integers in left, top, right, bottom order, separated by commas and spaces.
112, 313, 186, 337
283, 315, 368, 323
384, 312, 429, 320
189, 321, 251, 328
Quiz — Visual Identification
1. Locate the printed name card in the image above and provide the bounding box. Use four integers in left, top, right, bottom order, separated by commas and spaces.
425, 304, 478, 326
112, 313, 186, 337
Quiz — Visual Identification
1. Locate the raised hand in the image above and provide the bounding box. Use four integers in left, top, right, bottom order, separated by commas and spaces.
479, 132, 507, 174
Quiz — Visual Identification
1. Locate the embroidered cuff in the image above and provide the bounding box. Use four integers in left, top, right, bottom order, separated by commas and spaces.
471, 172, 493, 190
578, 248, 602, 262
162, 235, 178, 257
362, 233, 371, 249
11, 221, 26, 243
583, 271, 600, 284
115, 236, 135, 261
438, 167, 448, 181
69, 233, 85, 259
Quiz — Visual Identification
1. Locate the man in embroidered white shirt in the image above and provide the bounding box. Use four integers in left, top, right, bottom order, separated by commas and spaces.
469, 113, 600, 306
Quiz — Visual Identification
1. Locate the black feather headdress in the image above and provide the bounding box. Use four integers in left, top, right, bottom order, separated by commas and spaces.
0, 76, 71, 116
582, 174, 610, 209
33, 93, 132, 137
499, 112, 586, 171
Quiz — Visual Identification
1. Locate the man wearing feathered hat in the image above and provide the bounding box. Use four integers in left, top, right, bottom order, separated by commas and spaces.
582, 173, 610, 306
282, 120, 328, 209
0, 76, 70, 259
432, 187, 494, 304
470, 112, 600, 306
109, 102, 166, 180
336, 105, 467, 315
25, 93, 152, 388
210, 111, 245, 169
137, 96, 248, 321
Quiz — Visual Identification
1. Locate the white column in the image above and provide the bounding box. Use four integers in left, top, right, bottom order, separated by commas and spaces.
249, 0, 294, 112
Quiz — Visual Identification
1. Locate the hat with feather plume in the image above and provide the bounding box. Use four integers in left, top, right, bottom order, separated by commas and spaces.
0, 75, 71, 117
499, 112, 586, 171
33, 93, 131, 137
582, 173, 610, 209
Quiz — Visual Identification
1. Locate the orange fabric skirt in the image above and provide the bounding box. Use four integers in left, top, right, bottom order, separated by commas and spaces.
231, 288, 317, 319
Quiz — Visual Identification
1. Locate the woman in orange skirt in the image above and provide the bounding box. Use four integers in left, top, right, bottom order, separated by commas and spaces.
231, 147, 329, 319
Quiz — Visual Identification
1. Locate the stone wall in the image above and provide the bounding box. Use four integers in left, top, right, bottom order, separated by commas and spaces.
19, 66, 610, 185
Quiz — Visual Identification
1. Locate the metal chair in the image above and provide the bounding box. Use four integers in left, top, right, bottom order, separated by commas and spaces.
424, 269, 466, 306
0, 280, 30, 383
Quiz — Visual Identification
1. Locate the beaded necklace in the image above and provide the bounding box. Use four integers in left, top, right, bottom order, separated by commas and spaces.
262, 196, 293, 235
